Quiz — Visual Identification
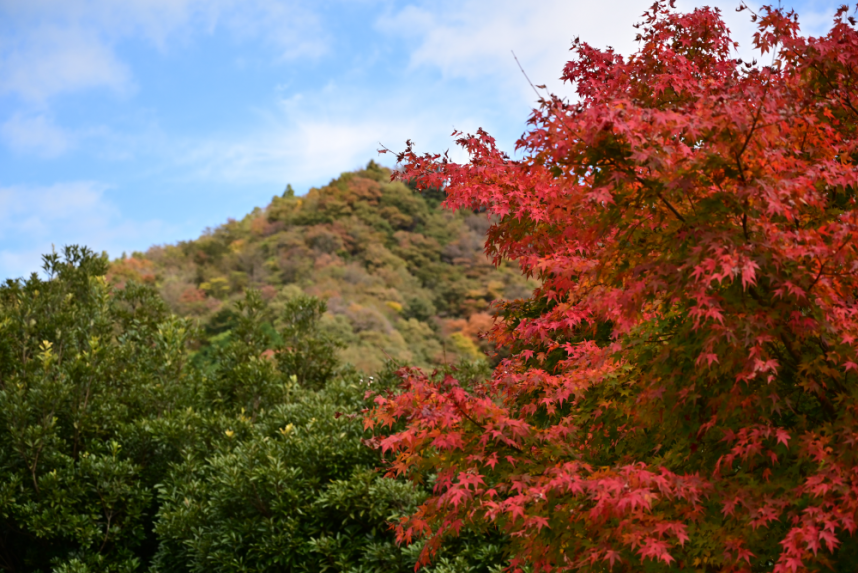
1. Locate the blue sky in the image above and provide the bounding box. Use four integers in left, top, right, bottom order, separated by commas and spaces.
0, 0, 842, 280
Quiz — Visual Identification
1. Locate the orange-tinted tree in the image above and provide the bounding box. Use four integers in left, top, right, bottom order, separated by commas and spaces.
369, 3, 858, 571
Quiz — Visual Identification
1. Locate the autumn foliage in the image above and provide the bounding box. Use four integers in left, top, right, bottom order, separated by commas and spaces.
369, 3, 858, 571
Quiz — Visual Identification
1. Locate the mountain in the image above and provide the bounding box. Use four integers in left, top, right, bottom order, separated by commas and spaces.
108, 161, 534, 372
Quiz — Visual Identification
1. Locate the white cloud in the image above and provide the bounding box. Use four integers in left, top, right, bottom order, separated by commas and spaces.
0, 0, 225, 48
169, 75, 492, 189
178, 114, 410, 186
0, 182, 115, 237
1, 113, 74, 157
0, 0, 329, 104
0, 25, 132, 102
219, 0, 329, 60
0, 182, 170, 279
378, 0, 650, 103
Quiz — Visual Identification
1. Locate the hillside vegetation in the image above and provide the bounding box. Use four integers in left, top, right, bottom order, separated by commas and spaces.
110, 161, 533, 372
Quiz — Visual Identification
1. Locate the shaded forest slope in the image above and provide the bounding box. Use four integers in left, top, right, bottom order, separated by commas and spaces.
110, 161, 534, 371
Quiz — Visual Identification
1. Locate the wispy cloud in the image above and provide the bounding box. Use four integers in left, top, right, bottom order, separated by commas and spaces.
0, 0, 224, 49
378, 0, 649, 103
1, 113, 74, 157
0, 25, 132, 102
174, 98, 416, 186
0, 0, 329, 104
0, 181, 171, 279
169, 74, 495, 190
219, 0, 329, 61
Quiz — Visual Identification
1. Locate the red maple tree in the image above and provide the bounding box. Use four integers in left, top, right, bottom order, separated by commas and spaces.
369, 2, 858, 571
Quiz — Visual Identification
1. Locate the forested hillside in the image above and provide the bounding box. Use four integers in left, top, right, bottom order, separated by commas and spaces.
109, 161, 534, 372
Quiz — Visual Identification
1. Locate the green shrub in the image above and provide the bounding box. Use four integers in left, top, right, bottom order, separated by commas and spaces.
0, 246, 510, 572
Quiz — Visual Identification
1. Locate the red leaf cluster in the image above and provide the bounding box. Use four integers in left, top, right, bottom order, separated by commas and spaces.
369, 3, 858, 571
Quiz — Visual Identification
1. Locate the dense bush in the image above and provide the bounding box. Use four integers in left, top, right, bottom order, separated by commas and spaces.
0, 246, 506, 572
0, 246, 186, 571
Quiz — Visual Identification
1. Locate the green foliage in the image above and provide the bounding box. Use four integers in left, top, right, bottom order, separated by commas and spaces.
0, 246, 191, 571
276, 295, 341, 390
151, 379, 411, 572
0, 245, 508, 571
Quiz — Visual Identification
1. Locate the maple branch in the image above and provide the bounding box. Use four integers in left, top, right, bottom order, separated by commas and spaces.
656, 191, 687, 224
807, 61, 858, 119
616, 218, 649, 252
815, 337, 851, 395
812, 386, 838, 421
807, 237, 851, 295
765, 335, 837, 422
768, 325, 838, 422
737, 93, 766, 163
511, 51, 543, 101
777, 332, 802, 367
842, 94, 858, 119
635, 177, 687, 224
805, 261, 827, 295
738, 1, 757, 17
835, 64, 858, 119
733, 83, 771, 191
452, 399, 524, 453
765, 342, 791, 372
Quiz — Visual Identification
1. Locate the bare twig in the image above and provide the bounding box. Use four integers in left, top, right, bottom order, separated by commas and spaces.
512, 51, 542, 100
